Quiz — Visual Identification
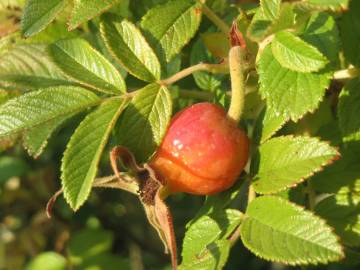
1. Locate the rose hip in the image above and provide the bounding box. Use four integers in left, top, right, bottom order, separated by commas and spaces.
150, 102, 249, 195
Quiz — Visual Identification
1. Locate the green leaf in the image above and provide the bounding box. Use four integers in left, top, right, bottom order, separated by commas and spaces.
300, 12, 340, 67
260, 0, 281, 20
316, 191, 360, 247
141, 0, 202, 62
26, 252, 66, 270
0, 86, 100, 138
62, 98, 128, 210
190, 38, 224, 91
340, 0, 360, 67
304, 0, 349, 11
117, 84, 172, 162
258, 45, 331, 121
338, 79, 360, 142
252, 136, 339, 194
0, 44, 71, 90
253, 106, 288, 144
23, 114, 73, 158
240, 196, 344, 265
100, 15, 161, 82
68, 0, 120, 30
180, 240, 230, 270
181, 209, 243, 269
248, 3, 295, 42
21, 0, 66, 37
49, 38, 126, 94
271, 31, 328, 73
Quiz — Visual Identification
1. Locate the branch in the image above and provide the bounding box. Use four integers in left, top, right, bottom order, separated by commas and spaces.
201, 3, 230, 35
160, 62, 228, 86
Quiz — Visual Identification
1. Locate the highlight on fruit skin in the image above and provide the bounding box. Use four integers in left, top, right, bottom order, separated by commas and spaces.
150, 102, 249, 195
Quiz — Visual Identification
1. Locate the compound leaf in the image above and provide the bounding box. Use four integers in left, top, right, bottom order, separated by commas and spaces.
258, 45, 331, 121
117, 83, 172, 162
253, 106, 288, 144
260, 0, 281, 20
141, 0, 202, 62
0, 44, 71, 90
23, 114, 73, 158
181, 209, 243, 269
252, 136, 338, 194
303, 0, 349, 11
100, 15, 161, 82
49, 38, 126, 94
0, 86, 100, 138
240, 196, 344, 265
21, 0, 66, 37
62, 98, 128, 210
271, 31, 328, 73
248, 3, 295, 42
68, 0, 120, 30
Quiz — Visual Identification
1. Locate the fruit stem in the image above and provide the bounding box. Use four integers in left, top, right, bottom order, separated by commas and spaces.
333, 67, 360, 80
160, 62, 228, 86
227, 46, 246, 123
201, 3, 230, 35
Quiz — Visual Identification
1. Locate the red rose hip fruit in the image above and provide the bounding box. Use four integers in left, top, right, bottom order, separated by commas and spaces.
150, 103, 249, 195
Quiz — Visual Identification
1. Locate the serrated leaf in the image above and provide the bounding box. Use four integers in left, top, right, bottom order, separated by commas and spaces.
181, 209, 243, 269
68, 0, 120, 30
258, 45, 331, 121
340, 1, 360, 67
316, 191, 360, 247
100, 15, 161, 82
0, 86, 100, 138
260, 0, 281, 20
338, 79, 360, 142
304, 0, 349, 11
240, 196, 344, 265
271, 31, 328, 73
248, 3, 295, 42
141, 0, 202, 62
62, 98, 128, 210
49, 38, 126, 94
117, 84, 172, 162
253, 106, 288, 144
252, 136, 338, 194
0, 44, 71, 90
23, 114, 73, 158
300, 12, 340, 67
180, 240, 230, 270
21, 0, 66, 37
190, 38, 224, 91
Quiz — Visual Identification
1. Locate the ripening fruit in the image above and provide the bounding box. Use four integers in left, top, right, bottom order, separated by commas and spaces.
150, 103, 249, 195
